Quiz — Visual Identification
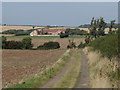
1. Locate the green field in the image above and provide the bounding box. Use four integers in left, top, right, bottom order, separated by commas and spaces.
3, 35, 86, 39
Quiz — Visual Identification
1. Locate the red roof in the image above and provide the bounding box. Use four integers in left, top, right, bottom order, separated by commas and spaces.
43, 29, 66, 32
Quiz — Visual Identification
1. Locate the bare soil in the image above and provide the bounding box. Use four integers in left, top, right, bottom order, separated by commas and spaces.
2, 49, 65, 88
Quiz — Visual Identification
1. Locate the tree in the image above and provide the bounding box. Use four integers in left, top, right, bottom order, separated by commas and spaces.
89, 17, 106, 38
109, 20, 116, 35
22, 37, 33, 49
2, 36, 7, 49
97, 17, 106, 36
32, 26, 35, 29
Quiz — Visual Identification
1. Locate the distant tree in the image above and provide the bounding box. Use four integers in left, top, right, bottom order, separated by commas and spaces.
32, 26, 35, 29
109, 20, 116, 35
89, 17, 106, 38
2, 36, 7, 49
22, 37, 33, 49
97, 17, 106, 36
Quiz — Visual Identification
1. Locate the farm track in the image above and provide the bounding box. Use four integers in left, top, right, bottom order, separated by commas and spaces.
41, 50, 75, 88
42, 50, 89, 88
75, 50, 89, 88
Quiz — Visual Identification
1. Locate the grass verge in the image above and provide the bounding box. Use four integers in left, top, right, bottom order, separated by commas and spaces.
52, 49, 81, 88
4, 49, 71, 89
83, 47, 119, 88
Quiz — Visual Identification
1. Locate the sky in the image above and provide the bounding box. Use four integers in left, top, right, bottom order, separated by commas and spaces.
2, 2, 118, 26
1, 0, 120, 2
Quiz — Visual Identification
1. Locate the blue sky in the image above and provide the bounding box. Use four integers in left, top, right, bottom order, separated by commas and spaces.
2, 2, 118, 26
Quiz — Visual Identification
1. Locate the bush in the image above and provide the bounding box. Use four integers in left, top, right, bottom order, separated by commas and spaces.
60, 33, 69, 38
22, 38, 33, 49
89, 34, 119, 60
78, 42, 86, 48
37, 41, 60, 50
2, 29, 33, 36
1, 36, 7, 49
2, 37, 33, 49
5, 41, 23, 49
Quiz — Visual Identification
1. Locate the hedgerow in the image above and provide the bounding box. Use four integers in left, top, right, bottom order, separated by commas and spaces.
89, 34, 119, 60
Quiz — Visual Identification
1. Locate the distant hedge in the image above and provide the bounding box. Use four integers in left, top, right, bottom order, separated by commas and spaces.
60, 33, 69, 38
37, 41, 60, 50
2, 29, 33, 36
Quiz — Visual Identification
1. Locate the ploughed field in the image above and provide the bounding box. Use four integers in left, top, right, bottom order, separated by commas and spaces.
7, 38, 85, 49
2, 49, 65, 88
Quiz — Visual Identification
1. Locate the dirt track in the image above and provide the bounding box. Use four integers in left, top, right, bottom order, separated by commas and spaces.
41, 50, 89, 88
75, 50, 89, 88
41, 50, 75, 88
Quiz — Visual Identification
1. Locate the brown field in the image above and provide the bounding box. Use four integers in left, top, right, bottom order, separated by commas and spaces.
7, 38, 85, 49
2, 49, 66, 88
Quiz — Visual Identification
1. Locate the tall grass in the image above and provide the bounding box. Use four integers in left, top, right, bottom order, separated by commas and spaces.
86, 32, 120, 88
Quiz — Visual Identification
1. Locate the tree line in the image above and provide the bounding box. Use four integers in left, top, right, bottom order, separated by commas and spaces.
2, 37, 33, 49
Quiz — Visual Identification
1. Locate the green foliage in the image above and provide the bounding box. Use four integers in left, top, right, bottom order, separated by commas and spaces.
1, 36, 7, 49
89, 17, 106, 38
37, 41, 60, 50
60, 33, 69, 38
65, 28, 87, 35
5, 41, 23, 49
109, 20, 116, 35
2, 37, 33, 49
78, 42, 86, 48
89, 34, 119, 60
2, 29, 33, 36
85, 37, 91, 44
22, 38, 33, 49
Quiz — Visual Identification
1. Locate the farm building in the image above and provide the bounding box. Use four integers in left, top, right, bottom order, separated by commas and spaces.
30, 29, 66, 36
